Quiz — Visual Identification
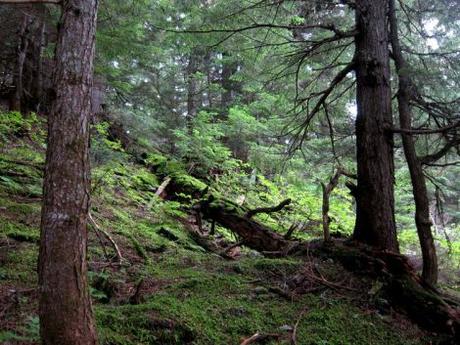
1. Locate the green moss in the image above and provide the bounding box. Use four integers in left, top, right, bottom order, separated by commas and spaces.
0, 197, 40, 221
0, 243, 37, 284
171, 173, 207, 198
94, 254, 427, 345
0, 111, 431, 345
0, 220, 39, 243
144, 152, 207, 198
145, 152, 168, 169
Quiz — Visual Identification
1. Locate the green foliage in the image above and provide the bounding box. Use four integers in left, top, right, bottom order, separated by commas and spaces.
0, 220, 39, 243
0, 111, 45, 143
174, 111, 237, 175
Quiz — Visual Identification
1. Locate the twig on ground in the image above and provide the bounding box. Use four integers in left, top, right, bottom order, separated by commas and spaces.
240, 332, 281, 345
291, 307, 308, 345
89, 213, 124, 264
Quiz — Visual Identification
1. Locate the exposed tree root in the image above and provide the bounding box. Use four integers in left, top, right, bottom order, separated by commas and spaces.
195, 194, 460, 342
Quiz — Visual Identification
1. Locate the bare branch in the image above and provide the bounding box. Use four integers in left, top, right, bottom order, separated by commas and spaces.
289, 61, 356, 150
245, 199, 292, 218
420, 137, 460, 165
389, 120, 460, 135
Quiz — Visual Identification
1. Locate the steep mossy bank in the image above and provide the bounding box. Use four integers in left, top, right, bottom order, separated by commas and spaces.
0, 112, 432, 344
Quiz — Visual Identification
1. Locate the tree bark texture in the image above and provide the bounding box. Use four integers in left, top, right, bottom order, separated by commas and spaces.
353, 0, 399, 252
389, 0, 438, 285
38, 1, 99, 344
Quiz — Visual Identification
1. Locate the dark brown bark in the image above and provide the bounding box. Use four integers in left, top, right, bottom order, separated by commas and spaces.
353, 0, 398, 252
25, 15, 46, 111
199, 196, 293, 254
389, 0, 438, 285
38, 0, 99, 344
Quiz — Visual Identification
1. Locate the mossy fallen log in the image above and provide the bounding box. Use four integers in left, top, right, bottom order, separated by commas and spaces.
198, 195, 296, 254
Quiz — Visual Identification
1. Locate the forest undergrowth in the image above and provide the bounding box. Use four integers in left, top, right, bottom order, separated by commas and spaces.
0, 111, 448, 345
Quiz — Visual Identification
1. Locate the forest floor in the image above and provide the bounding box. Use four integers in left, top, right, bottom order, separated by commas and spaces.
0, 114, 439, 345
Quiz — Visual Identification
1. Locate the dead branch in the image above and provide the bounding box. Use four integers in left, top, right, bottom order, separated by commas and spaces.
284, 222, 298, 240
88, 213, 124, 264
289, 61, 356, 151
245, 198, 292, 218
155, 176, 171, 197
388, 120, 460, 135
321, 168, 354, 242
291, 308, 308, 345
240, 332, 281, 345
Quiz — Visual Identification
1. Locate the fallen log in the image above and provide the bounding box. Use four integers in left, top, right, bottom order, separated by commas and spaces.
198, 195, 296, 254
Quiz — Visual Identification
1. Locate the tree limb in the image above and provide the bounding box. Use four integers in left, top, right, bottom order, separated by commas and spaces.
245, 199, 291, 218
388, 120, 460, 135
420, 137, 460, 165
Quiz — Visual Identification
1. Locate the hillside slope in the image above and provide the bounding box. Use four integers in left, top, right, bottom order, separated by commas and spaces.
0, 112, 432, 344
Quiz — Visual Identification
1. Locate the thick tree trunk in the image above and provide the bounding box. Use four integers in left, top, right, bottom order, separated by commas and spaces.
353, 0, 399, 252
38, 1, 99, 344
389, 0, 438, 285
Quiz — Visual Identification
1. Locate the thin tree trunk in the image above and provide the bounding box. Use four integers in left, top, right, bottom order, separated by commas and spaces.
389, 0, 438, 285
221, 51, 237, 111
12, 15, 31, 111
39, 0, 99, 344
33, 21, 46, 110
204, 52, 213, 108
321, 169, 343, 242
353, 0, 399, 252
186, 51, 199, 131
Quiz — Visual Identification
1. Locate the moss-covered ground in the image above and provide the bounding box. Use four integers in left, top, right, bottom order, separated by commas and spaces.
0, 113, 431, 344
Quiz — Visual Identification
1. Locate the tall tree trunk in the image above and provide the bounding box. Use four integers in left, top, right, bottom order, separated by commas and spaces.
203, 52, 213, 108
12, 14, 31, 112
186, 51, 199, 131
39, 1, 99, 344
389, 0, 438, 285
33, 20, 46, 110
353, 0, 399, 252
220, 52, 237, 111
